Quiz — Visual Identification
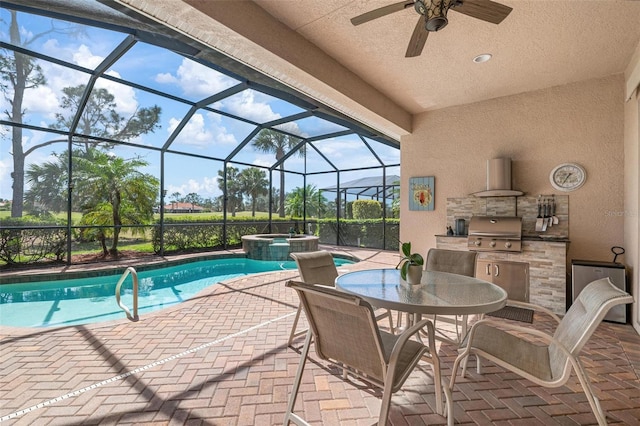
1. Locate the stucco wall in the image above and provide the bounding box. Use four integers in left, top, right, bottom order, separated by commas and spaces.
624, 39, 640, 332
624, 92, 639, 331
401, 74, 626, 271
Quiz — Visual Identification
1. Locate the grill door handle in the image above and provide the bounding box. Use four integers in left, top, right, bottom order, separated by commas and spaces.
494, 264, 499, 277
485, 264, 491, 275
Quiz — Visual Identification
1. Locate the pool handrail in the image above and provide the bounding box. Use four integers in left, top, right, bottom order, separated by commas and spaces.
115, 267, 139, 322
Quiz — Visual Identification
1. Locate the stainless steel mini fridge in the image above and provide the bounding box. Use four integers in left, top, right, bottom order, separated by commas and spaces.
571, 260, 628, 323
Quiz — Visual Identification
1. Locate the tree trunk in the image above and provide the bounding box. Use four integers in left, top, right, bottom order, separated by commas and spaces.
110, 191, 121, 256
9, 13, 27, 218
11, 126, 25, 217
278, 164, 285, 217
99, 232, 108, 256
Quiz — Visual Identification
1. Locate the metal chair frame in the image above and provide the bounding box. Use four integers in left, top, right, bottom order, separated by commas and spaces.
284, 280, 452, 426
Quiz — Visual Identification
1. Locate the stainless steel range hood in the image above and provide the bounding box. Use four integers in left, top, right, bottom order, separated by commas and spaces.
471, 158, 524, 197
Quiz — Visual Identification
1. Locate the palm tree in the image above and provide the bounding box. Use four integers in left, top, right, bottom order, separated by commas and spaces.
251, 129, 302, 217
216, 166, 243, 216
74, 149, 158, 256
285, 184, 327, 218
24, 157, 68, 214
25, 148, 158, 256
239, 167, 268, 217
308, 185, 328, 218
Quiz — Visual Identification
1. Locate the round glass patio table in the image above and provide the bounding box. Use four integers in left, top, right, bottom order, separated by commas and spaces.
335, 268, 508, 316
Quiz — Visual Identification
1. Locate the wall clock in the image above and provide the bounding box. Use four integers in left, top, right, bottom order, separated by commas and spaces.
549, 163, 586, 192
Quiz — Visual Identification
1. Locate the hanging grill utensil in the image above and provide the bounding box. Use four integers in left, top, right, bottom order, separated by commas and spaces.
611, 246, 625, 263
536, 196, 544, 231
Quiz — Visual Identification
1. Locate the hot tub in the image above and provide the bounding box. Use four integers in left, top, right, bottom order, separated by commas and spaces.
241, 234, 319, 261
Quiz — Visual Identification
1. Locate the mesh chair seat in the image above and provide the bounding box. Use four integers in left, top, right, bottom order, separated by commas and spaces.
284, 280, 453, 426
424, 248, 478, 344
451, 277, 633, 426
288, 251, 393, 345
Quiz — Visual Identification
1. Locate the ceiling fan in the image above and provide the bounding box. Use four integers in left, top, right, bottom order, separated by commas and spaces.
351, 0, 512, 58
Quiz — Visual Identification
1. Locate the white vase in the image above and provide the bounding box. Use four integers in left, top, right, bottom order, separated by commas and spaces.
406, 264, 423, 285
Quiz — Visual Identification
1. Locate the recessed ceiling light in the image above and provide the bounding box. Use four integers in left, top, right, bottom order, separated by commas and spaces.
473, 54, 492, 63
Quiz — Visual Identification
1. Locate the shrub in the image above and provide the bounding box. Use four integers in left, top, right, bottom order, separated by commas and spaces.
317, 218, 399, 250
352, 200, 382, 219
0, 217, 67, 265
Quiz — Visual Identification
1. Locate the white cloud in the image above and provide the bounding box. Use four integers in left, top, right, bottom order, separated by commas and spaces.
73, 44, 104, 69
169, 113, 237, 148
22, 85, 59, 121
0, 149, 12, 200
155, 72, 178, 84
17, 43, 139, 123
156, 58, 236, 98
166, 176, 222, 199
94, 73, 138, 115
273, 121, 304, 137
221, 90, 281, 123
0, 130, 63, 199
252, 157, 272, 168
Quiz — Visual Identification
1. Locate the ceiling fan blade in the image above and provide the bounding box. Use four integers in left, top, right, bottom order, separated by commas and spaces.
405, 17, 429, 57
451, 0, 512, 24
351, 1, 415, 26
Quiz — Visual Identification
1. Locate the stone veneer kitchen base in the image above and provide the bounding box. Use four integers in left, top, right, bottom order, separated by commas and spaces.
436, 236, 568, 314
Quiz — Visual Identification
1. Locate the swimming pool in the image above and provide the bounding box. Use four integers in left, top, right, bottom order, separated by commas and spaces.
0, 257, 353, 328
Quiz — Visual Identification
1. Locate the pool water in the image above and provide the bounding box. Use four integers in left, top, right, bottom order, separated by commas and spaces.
0, 257, 353, 328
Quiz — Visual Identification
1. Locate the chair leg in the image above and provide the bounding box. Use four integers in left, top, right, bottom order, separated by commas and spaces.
288, 305, 304, 346
420, 321, 445, 416
284, 330, 313, 426
440, 375, 454, 426
572, 357, 608, 426
377, 349, 402, 426
449, 346, 472, 390
387, 309, 394, 332
475, 355, 483, 374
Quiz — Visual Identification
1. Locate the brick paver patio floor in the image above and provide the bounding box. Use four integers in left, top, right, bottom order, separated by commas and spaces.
1, 246, 639, 425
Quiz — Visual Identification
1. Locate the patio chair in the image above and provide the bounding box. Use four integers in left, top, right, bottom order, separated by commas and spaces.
425, 248, 478, 344
450, 277, 633, 426
288, 251, 393, 345
284, 280, 452, 426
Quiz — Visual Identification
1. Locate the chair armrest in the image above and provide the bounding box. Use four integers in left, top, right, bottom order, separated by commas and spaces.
388, 318, 433, 365
467, 318, 571, 356
464, 319, 579, 364
505, 299, 562, 324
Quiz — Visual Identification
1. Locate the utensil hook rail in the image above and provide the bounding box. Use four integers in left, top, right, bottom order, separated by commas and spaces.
115, 266, 139, 321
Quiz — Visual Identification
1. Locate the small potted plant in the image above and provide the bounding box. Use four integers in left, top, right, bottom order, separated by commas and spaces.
396, 242, 424, 284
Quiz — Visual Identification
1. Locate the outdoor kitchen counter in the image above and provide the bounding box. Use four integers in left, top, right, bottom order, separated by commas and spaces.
435, 235, 570, 242
435, 235, 569, 314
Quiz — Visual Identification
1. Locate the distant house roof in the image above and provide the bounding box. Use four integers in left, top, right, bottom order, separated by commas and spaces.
322, 175, 400, 199
164, 202, 204, 212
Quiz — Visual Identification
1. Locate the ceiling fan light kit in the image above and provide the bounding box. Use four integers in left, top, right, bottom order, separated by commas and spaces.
420, 0, 455, 32
351, 0, 513, 58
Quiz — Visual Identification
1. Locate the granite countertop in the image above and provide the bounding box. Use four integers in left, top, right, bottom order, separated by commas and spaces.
435, 234, 570, 243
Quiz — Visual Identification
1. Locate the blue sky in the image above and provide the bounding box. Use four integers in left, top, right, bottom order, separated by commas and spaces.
0, 6, 399, 204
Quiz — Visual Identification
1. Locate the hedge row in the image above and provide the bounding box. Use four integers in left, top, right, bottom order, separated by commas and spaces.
316, 218, 399, 250
0, 218, 67, 265
0, 216, 400, 267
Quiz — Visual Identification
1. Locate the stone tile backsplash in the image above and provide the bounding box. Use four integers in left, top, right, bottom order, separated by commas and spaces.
446, 195, 569, 238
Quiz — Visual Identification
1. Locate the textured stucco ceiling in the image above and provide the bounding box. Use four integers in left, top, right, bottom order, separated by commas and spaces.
255, 0, 640, 112
113, 0, 640, 140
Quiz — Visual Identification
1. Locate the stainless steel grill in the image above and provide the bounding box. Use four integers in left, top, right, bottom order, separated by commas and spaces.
467, 216, 523, 252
